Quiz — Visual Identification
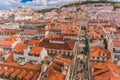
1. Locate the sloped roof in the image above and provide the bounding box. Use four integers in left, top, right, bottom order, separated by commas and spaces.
90, 46, 110, 58
39, 39, 75, 51
13, 43, 27, 53
30, 46, 42, 56
0, 40, 13, 46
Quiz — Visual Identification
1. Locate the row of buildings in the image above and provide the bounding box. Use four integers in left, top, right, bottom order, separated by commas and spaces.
0, 2, 84, 80
86, 2, 120, 80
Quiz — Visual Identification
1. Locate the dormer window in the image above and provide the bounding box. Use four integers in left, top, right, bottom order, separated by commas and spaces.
101, 53, 106, 57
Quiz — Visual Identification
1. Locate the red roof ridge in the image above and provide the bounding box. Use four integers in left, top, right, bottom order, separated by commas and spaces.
11, 69, 20, 78
25, 71, 33, 80
18, 70, 26, 79
4, 68, 13, 76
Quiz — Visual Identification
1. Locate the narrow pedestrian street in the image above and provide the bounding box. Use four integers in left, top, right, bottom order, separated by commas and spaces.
73, 53, 88, 80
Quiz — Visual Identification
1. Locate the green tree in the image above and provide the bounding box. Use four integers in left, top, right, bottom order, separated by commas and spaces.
84, 34, 89, 55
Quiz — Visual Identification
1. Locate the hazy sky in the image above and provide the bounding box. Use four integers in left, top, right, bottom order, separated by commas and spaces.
0, 0, 119, 10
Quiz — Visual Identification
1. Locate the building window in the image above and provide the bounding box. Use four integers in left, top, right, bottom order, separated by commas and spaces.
113, 48, 116, 53
114, 55, 118, 58
59, 51, 61, 53
114, 60, 117, 64
102, 58, 105, 61
92, 56, 95, 59
113, 48, 120, 53
118, 56, 120, 60
97, 57, 99, 60
18, 57, 25, 62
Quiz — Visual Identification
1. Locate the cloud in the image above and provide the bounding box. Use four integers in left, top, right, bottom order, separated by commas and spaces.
0, 0, 120, 10
0, 0, 81, 10
0, 0, 21, 10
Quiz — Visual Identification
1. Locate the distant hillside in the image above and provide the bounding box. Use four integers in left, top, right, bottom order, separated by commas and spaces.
61, 2, 82, 7
36, 1, 120, 13
36, 8, 59, 13
62, 1, 119, 8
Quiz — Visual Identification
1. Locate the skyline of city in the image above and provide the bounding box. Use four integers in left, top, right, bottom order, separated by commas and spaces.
0, 0, 120, 10
0, 1, 119, 80
0, 0, 80, 10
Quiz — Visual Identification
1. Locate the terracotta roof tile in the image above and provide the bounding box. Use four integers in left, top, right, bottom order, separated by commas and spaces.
25, 72, 33, 80
0, 61, 41, 79
41, 60, 65, 80
0, 29, 19, 34
0, 68, 6, 75
32, 72, 39, 80
23, 30, 38, 34
44, 56, 50, 60
55, 54, 72, 64
13, 43, 27, 53
6, 52, 14, 62
15, 20, 26, 23
18, 70, 26, 79
11, 69, 20, 78
110, 77, 120, 80
59, 58, 72, 65
48, 34, 63, 39
4, 68, 13, 76
91, 62, 107, 69
28, 40, 39, 45
92, 60, 120, 80
48, 68, 65, 80
30, 46, 42, 56
0, 51, 5, 55
93, 66, 110, 76
94, 75, 110, 80
5, 36, 25, 41
56, 54, 62, 59
29, 19, 42, 23
90, 46, 110, 58
51, 63, 62, 72
39, 39, 75, 51
62, 29, 78, 36
48, 71, 65, 80
107, 60, 120, 78
0, 40, 13, 46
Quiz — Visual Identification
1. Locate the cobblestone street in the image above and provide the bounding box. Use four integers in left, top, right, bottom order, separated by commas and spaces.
73, 54, 88, 80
